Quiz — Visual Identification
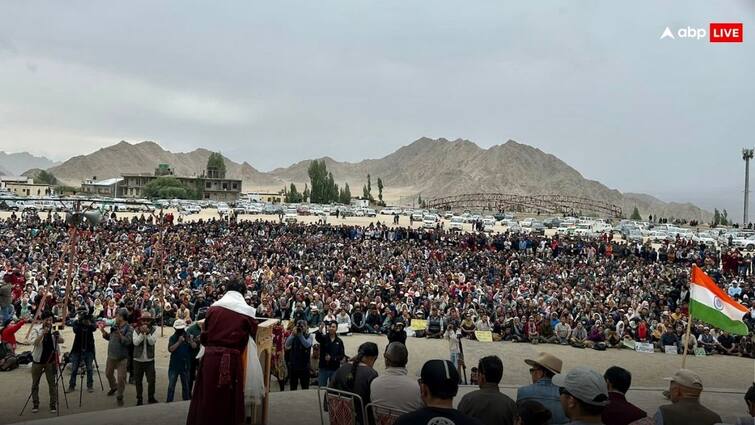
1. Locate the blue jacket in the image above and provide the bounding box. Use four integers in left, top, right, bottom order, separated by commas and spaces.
516, 378, 568, 425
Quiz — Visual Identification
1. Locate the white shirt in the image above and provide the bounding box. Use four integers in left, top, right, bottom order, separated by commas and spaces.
132, 328, 157, 362
369, 367, 423, 413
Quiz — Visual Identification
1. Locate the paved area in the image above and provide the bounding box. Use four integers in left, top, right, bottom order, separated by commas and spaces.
2, 329, 751, 425
8, 386, 747, 425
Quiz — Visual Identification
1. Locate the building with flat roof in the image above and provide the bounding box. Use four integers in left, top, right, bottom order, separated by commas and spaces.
120, 163, 241, 202
81, 177, 125, 197
0, 176, 54, 197
246, 191, 284, 204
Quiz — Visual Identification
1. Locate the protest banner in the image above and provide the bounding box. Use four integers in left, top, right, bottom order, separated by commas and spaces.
474, 331, 493, 342
411, 319, 427, 331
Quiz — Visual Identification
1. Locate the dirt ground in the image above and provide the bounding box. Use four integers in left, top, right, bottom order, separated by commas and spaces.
0, 325, 750, 424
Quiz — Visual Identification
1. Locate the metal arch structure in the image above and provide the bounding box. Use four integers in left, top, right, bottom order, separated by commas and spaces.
426, 193, 623, 218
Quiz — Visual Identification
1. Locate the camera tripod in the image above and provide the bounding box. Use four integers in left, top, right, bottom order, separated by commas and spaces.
71, 345, 105, 407
19, 331, 70, 417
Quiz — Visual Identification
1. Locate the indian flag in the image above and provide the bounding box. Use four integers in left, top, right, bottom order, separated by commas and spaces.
690, 265, 749, 335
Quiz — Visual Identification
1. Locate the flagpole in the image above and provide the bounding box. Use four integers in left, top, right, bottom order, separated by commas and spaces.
681, 277, 694, 368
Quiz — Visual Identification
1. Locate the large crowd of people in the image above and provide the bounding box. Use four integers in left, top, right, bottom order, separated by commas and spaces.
0, 210, 753, 423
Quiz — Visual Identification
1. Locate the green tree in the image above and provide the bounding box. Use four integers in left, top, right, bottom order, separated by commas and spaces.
362, 184, 369, 200
712, 209, 721, 227
307, 160, 328, 203
207, 152, 226, 176
377, 177, 384, 203
340, 182, 351, 204
630, 206, 641, 220
302, 184, 310, 203
143, 176, 198, 199
285, 183, 302, 203
417, 193, 423, 208
722, 209, 729, 226
35, 170, 58, 186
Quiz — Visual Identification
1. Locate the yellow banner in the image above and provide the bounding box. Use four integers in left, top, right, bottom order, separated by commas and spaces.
411, 319, 427, 331
475, 331, 493, 342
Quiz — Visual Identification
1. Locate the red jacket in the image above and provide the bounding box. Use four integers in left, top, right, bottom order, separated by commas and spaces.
1, 319, 25, 350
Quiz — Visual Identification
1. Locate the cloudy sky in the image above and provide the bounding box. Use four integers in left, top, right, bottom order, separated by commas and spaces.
0, 1, 753, 214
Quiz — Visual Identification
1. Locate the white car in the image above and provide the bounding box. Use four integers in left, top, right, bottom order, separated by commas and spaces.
411, 212, 424, 222
449, 216, 464, 231
482, 218, 496, 232
574, 223, 595, 237
519, 218, 534, 228
217, 203, 230, 214
284, 209, 298, 223
422, 214, 439, 229
733, 234, 755, 250
365, 208, 377, 217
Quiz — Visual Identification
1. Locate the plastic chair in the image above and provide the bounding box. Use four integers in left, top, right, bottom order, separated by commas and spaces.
366, 403, 408, 425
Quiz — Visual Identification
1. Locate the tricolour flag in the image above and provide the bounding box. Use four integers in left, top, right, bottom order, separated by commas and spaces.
690, 265, 749, 335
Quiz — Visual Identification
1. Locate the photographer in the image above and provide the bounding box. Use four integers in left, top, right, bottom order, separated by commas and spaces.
66, 309, 97, 394
101, 308, 132, 407
29, 312, 64, 414
285, 319, 314, 390
132, 312, 158, 405
167, 319, 195, 402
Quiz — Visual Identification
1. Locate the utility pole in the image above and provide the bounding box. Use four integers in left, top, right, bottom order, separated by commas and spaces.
743, 148, 754, 226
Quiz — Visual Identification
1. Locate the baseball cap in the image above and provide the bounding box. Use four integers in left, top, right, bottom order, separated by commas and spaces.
664, 369, 703, 390
420, 359, 459, 399
552, 366, 609, 406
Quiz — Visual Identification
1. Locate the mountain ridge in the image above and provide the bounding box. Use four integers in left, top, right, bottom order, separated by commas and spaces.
0, 151, 58, 176
36, 138, 709, 220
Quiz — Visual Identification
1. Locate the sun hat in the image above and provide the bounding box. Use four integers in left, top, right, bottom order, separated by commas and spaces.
524, 352, 563, 375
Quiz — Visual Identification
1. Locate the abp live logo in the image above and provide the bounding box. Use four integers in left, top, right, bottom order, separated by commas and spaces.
660, 23, 743, 43
710, 23, 743, 42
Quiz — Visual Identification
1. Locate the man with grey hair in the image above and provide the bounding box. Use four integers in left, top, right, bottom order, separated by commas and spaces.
653, 369, 721, 425
101, 308, 132, 406
369, 342, 422, 412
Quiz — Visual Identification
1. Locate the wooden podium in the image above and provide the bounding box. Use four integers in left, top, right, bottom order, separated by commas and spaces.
251, 319, 279, 425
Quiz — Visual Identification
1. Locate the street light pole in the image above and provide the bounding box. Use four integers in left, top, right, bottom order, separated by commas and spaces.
743, 149, 754, 227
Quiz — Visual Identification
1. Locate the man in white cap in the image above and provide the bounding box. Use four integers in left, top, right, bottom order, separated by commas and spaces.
653, 369, 721, 425
166, 319, 195, 403
517, 352, 568, 424
552, 366, 610, 424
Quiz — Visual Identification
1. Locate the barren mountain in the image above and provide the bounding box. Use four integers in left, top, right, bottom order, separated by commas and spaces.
270, 138, 710, 220
39, 138, 709, 220
0, 151, 57, 176
45, 141, 282, 189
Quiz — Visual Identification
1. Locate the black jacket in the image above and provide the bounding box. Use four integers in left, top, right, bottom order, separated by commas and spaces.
71, 320, 97, 354
315, 331, 345, 370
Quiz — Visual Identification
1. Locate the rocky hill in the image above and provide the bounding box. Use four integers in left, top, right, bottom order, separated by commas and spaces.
0, 151, 57, 176
46, 141, 282, 189
36, 138, 710, 220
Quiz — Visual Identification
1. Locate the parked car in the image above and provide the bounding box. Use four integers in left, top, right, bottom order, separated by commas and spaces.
449, 216, 464, 231
284, 209, 298, 223
217, 202, 230, 215
422, 214, 439, 229
0, 200, 18, 211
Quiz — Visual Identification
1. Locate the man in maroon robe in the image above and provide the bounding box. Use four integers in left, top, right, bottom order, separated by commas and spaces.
188, 280, 259, 425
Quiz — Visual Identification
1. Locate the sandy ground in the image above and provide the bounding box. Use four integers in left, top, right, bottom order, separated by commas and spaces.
0, 325, 751, 424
